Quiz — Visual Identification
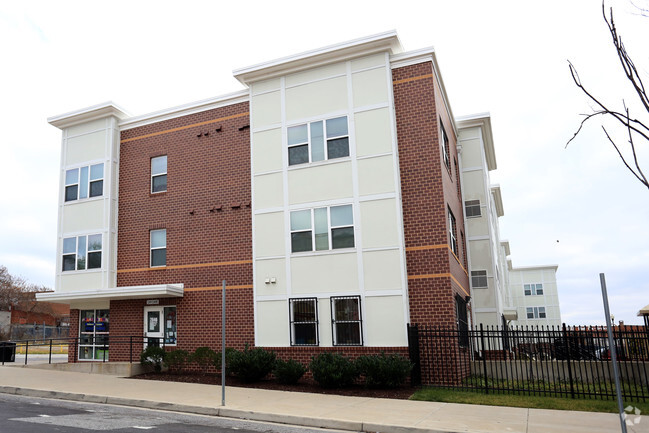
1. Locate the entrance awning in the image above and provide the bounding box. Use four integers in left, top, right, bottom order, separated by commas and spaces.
35, 284, 184, 305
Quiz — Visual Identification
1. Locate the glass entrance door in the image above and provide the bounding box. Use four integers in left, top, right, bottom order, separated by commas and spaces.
144, 307, 164, 347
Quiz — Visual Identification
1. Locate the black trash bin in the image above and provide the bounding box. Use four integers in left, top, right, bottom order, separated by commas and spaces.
0, 342, 16, 363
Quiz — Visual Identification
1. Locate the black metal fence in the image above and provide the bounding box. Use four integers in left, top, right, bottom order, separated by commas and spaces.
408, 323, 649, 401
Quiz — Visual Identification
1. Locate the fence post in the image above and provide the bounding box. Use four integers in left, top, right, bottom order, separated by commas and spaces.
130, 336, 133, 363
563, 323, 575, 399
49, 339, 52, 364
480, 323, 489, 394
407, 324, 421, 386
24, 340, 28, 365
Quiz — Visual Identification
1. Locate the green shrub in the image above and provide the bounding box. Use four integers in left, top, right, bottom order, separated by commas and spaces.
356, 353, 412, 388
191, 347, 217, 374
228, 344, 276, 383
164, 349, 189, 374
273, 358, 307, 385
214, 347, 238, 373
309, 352, 358, 388
140, 346, 166, 373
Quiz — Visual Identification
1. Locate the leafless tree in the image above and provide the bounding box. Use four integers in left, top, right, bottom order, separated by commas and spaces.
567, 1, 649, 191
0, 265, 49, 311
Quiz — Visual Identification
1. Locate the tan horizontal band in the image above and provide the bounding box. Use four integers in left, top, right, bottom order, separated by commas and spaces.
117, 259, 252, 274
393, 73, 434, 85
121, 112, 249, 143
184, 285, 253, 292
405, 244, 448, 252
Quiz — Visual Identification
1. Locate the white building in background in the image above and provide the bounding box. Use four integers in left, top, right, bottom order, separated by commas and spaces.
508, 264, 561, 327
457, 112, 561, 328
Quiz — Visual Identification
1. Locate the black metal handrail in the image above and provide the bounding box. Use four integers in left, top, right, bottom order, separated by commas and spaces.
0, 335, 166, 366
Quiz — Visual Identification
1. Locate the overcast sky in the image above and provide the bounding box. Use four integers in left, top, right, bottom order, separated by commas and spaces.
1, 0, 647, 325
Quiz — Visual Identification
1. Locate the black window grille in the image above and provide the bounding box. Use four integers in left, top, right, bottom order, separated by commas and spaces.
331, 296, 363, 346
289, 298, 318, 346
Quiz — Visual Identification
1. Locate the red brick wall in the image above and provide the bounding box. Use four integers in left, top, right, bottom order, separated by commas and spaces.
11, 310, 58, 327
392, 61, 469, 328
107, 101, 254, 361
68, 309, 79, 363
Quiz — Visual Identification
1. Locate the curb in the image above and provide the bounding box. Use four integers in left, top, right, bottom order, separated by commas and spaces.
0, 386, 446, 433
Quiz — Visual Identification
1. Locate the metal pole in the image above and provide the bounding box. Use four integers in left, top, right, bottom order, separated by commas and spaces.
221, 279, 226, 407
600, 273, 627, 433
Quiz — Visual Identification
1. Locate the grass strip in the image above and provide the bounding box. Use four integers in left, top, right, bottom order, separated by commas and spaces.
411, 387, 649, 414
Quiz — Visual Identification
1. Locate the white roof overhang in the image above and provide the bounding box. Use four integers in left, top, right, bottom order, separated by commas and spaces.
35, 284, 184, 305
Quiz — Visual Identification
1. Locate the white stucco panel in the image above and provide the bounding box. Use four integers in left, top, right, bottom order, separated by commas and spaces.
60, 272, 103, 293
254, 172, 284, 210
460, 137, 483, 168
288, 162, 353, 205
66, 130, 106, 166
62, 200, 105, 234
354, 108, 393, 157
251, 78, 281, 95
360, 199, 399, 249
285, 76, 348, 122
66, 119, 106, 138
351, 53, 386, 72
352, 67, 389, 108
364, 296, 407, 346
291, 253, 359, 294
285, 62, 346, 88
358, 155, 395, 196
256, 300, 289, 347
251, 91, 281, 129
252, 128, 283, 174
254, 258, 287, 296
254, 212, 285, 258
363, 249, 403, 291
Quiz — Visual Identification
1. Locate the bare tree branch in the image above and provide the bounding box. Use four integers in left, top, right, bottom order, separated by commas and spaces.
567, 1, 649, 191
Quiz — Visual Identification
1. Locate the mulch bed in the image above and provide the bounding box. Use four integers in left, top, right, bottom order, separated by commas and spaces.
131, 372, 416, 400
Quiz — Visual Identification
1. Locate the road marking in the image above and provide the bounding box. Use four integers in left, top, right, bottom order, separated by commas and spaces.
133, 427, 155, 430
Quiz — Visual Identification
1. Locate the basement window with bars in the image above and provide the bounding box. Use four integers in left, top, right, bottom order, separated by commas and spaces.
289, 298, 318, 346
331, 296, 362, 346
455, 295, 469, 347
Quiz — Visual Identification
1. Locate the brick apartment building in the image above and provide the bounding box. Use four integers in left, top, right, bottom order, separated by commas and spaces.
38, 31, 471, 364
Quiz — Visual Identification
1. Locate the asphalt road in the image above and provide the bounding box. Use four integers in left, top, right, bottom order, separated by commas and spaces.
0, 393, 350, 433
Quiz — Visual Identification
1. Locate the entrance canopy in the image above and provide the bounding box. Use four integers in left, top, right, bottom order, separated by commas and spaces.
36, 284, 184, 305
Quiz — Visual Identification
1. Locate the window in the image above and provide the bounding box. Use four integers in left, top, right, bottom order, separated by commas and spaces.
524, 283, 544, 296
440, 120, 450, 169
448, 207, 458, 256
471, 270, 488, 288
288, 116, 349, 166
465, 200, 481, 218
290, 205, 354, 253
331, 296, 362, 346
163, 306, 177, 344
62, 234, 102, 271
526, 306, 547, 319
151, 156, 167, 193
455, 295, 469, 347
79, 309, 109, 360
65, 163, 104, 202
289, 298, 318, 346
150, 229, 166, 267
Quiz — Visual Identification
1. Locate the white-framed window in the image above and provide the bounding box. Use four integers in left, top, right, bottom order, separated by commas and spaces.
79, 309, 109, 361
448, 207, 458, 256
465, 200, 481, 218
289, 298, 318, 346
440, 120, 450, 169
471, 270, 488, 289
290, 204, 354, 253
151, 156, 167, 193
62, 234, 102, 272
65, 163, 104, 202
331, 296, 362, 346
287, 116, 349, 166
526, 306, 547, 319
524, 283, 544, 296
150, 229, 166, 267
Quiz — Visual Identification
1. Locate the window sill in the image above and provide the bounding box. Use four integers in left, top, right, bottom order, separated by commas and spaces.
61, 269, 102, 275
291, 247, 356, 257
287, 156, 351, 171
150, 191, 167, 197
63, 196, 104, 205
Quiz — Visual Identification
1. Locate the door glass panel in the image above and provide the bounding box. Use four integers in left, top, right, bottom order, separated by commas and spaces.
147, 311, 160, 333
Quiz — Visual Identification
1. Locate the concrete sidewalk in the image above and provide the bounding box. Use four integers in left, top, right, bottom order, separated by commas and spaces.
0, 364, 645, 433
